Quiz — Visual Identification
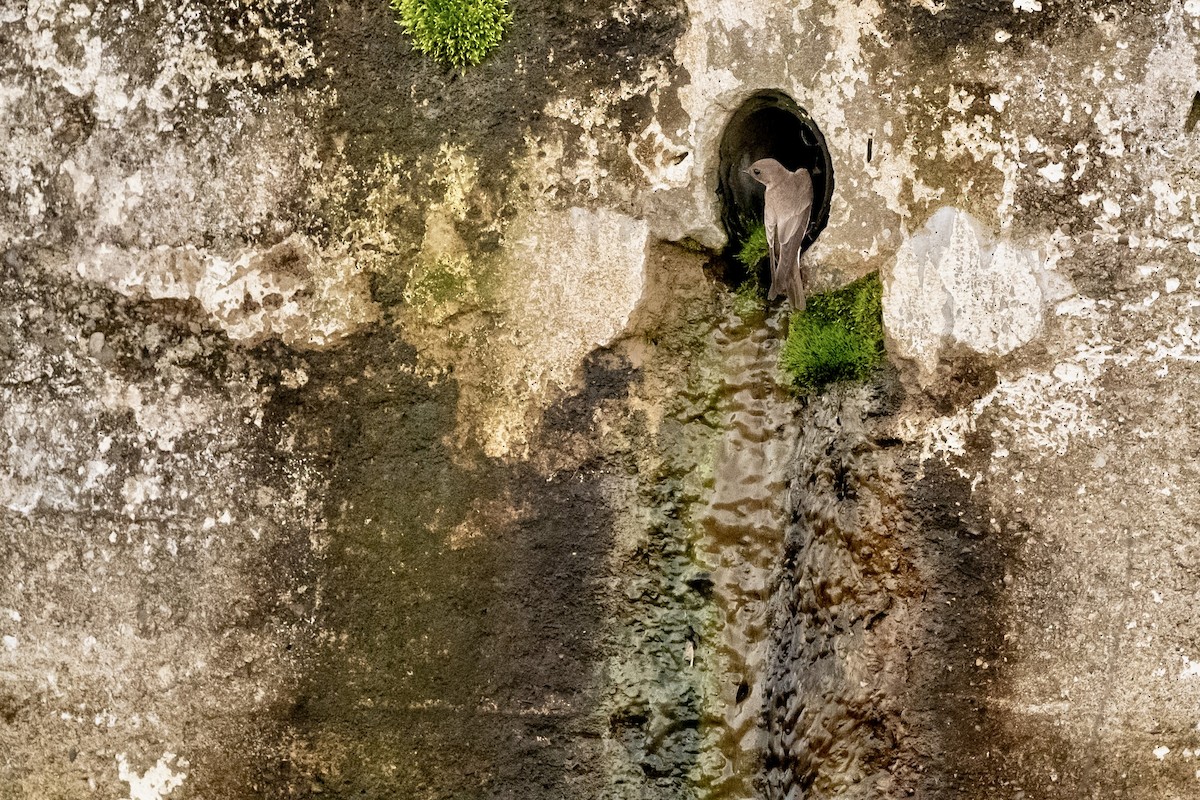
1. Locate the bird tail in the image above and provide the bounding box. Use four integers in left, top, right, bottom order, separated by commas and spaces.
788, 280, 806, 312
766, 233, 782, 301
778, 237, 806, 311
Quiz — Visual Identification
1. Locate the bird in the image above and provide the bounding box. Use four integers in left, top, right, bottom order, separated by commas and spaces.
745, 158, 813, 311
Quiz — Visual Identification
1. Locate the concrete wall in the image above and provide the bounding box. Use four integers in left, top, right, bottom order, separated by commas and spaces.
3, 0, 1200, 797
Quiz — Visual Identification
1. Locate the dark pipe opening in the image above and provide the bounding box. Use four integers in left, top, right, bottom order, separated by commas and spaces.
717, 90, 834, 282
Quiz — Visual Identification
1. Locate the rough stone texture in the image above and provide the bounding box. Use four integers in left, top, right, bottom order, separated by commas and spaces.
880, 5, 1200, 792
889, 262, 1200, 798
2, 0, 377, 349
75, 236, 379, 350
0, 264, 320, 799
6, 0, 1200, 797
763, 383, 916, 799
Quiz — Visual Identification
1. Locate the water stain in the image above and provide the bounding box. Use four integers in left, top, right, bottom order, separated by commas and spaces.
693, 311, 799, 797
254, 243, 817, 798
762, 381, 920, 799
598, 242, 812, 799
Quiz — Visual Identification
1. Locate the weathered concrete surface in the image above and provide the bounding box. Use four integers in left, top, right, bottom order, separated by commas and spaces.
883, 207, 1074, 387
5, 0, 1200, 797
2, 0, 695, 796
0, 265, 320, 798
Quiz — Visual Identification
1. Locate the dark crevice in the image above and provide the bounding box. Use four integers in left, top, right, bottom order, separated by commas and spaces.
1185, 90, 1200, 133
717, 90, 835, 264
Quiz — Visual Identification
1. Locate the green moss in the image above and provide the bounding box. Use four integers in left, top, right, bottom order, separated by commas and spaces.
735, 223, 769, 271
391, 0, 513, 70
780, 272, 885, 392
732, 277, 765, 320
731, 225, 769, 319
403, 255, 482, 323
410, 259, 467, 304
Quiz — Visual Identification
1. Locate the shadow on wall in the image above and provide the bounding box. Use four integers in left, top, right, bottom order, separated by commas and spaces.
718, 90, 834, 253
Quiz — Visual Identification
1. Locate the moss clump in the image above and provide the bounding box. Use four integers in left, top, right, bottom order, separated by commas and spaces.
732, 277, 765, 319
736, 223, 769, 271
391, 0, 513, 70
403, 255, 482, 323
780, 272, 885, 392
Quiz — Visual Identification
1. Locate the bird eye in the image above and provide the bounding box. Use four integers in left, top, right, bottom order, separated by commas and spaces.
752, 169, 760, 175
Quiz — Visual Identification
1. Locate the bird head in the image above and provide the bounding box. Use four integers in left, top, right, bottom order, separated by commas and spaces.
743, 158, 789, 186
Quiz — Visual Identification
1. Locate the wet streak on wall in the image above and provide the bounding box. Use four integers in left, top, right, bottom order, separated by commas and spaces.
595, 245, 726, 798
692, 310, 798, 797
761, 382, 919, 798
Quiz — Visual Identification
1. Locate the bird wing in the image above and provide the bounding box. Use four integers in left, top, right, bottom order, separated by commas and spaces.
763, 190, 787, 299
777, 169, 813, 244
763, 199, 780, 279
768, 171, 813, 308
777, 202, 811, 310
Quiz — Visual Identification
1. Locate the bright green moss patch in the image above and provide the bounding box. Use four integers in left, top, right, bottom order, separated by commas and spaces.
732, 224, 768, 319
736, 223, 769, 271
780, 272, 885, 392
391, 0, 513, 70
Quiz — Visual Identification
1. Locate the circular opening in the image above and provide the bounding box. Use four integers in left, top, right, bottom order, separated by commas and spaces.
717, 90, 834, 275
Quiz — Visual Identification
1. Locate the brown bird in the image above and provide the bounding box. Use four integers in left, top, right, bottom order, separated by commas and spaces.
745, 158, 813, 310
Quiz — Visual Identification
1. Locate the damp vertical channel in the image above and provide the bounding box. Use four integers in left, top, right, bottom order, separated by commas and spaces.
691, 305, 799, 798
689, 91, 834, 797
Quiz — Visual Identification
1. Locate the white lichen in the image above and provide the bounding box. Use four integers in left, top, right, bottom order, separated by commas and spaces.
117, 753, 186, 800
